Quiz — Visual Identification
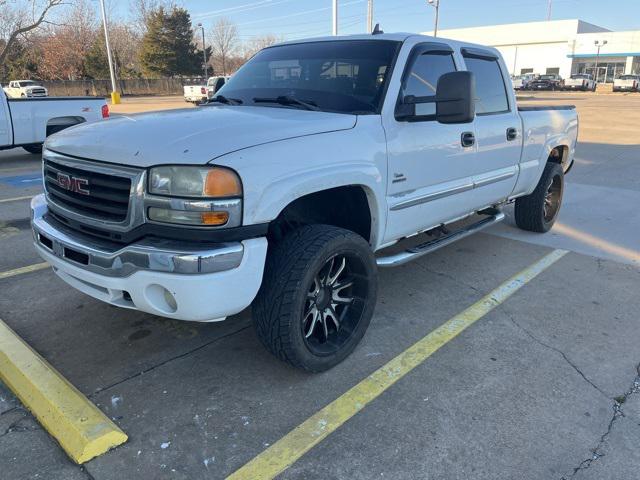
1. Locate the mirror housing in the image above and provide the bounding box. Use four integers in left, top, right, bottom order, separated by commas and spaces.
435, 71, 475, 124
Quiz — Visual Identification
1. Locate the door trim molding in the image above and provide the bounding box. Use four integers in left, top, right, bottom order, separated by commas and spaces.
390, 182, 474, 211
389, 169, 516, 211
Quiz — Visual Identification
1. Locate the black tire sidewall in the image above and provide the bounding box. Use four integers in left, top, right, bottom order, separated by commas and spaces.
254, 225, 377, 372
287, 235, 377, 371
539, 163, 564, 231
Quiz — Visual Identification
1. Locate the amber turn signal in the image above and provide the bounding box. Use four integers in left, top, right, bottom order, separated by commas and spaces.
200, 211, 229, 225
204, 168, 242, 197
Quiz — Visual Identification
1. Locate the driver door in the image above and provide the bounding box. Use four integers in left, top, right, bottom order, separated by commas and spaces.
382, 43, 478, 243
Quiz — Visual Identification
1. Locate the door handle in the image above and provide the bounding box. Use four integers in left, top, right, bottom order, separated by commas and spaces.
461, 131, 475, 147
506, 127, 518, 141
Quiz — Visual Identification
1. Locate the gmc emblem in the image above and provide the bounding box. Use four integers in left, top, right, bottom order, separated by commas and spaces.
57, 172, 90, 195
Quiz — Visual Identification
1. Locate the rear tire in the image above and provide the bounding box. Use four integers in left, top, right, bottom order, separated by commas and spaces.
253, 224, 377, 372
515, 162, 564, 233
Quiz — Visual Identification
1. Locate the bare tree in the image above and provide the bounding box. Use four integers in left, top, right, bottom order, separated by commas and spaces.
210, 18, 238, 76
37, 0, 97, 80
130, 0, 174, 33
0, 0, 64, 66
245, 33, 282, 59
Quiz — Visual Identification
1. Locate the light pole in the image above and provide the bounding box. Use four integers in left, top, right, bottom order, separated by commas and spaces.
594, 40, 608, 84
427, 0, 440, 37
332, 0, 338, 36
546, 0, 552, 20
367, 0, 374, 33
98, 0, 119, 104
197, 23, 208, 79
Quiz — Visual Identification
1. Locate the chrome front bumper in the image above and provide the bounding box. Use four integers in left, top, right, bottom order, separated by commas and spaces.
31, 194, 244, 277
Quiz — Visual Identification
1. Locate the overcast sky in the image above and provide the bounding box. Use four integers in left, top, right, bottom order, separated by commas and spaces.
113, 0, 640, 40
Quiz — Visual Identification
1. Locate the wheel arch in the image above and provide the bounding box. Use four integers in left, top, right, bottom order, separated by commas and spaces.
46, 116, 87, 136
267, 184, 380, 247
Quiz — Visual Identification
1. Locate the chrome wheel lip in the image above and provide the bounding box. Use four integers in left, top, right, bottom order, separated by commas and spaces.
301, 253, 367, 355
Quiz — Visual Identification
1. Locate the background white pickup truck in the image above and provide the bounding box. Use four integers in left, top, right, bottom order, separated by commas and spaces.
31, 33, 578, 372
613, 74, 640, 92
563, 73, 596, 91
511, 73, 536, 90
3, 80, 48, 98
0, 87, 108, 154
183, 76, 229, 103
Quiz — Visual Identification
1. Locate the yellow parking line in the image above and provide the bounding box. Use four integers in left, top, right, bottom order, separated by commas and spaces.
0, 319, 128, 463
0, 262, 50, 280
0, 195, 33, 204
228, 249, 569, 480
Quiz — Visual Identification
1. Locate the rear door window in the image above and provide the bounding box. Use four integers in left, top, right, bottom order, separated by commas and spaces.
463, 54, 510, 115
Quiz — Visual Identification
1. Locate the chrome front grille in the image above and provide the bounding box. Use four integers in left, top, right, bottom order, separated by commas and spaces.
44, 159, 131, 221
42, 151, 144, 232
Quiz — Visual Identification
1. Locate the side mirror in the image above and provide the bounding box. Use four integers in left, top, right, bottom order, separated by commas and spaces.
435, 71, 475, 124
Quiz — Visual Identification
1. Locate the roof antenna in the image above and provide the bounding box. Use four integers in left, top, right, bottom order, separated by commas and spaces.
372, 23, 383, 35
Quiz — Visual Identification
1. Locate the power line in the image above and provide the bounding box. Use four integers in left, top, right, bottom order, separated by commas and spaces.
233, 0, 365, 28
193, 0, 297, 20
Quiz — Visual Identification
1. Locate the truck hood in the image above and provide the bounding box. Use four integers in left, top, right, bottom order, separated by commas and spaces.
45, 106, 357, 167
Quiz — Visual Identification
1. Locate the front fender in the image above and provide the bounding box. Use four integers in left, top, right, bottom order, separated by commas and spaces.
211, 118, 389, 248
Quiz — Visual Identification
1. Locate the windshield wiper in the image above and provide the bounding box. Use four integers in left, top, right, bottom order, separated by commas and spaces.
252, 96, 320, 111
210, 95, 243, 105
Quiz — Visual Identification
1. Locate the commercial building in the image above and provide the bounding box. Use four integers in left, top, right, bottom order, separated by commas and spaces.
429, 19, 640, 82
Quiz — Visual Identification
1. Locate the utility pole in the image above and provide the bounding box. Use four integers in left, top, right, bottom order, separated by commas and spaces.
332, 0, 338, 36
99, 0, 119, 104
594, 39, 608, 84
197, 23, 208, 80
427, 0, 440, 37
547, 0, 552, 20
367, 0, 374, 33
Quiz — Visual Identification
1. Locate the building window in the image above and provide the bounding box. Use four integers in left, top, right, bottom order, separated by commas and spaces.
576, 61, 626, 83
546, 67, 560, 75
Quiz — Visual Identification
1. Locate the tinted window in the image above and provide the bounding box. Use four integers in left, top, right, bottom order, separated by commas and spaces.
400, 51, 456, 117
463, 56, 509, 115
217, 40, 400, 114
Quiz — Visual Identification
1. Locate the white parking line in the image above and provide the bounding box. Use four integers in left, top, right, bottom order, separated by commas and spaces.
0, 195, 33, 204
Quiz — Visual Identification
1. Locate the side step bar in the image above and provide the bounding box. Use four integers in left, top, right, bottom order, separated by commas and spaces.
376, 212, 505, 268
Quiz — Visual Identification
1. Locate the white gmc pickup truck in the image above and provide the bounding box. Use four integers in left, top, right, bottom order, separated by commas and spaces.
31, 33, 578, 371
0, 87, 108, 154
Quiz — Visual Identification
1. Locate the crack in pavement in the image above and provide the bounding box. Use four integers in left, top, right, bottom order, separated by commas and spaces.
564, 362, 640, 479
88, 325, 251, 398
0, 406, 20, 417
506, 312, 610, 399
412, 261, 482, 293
0, 413, 41, 438
506, 309, 640, 478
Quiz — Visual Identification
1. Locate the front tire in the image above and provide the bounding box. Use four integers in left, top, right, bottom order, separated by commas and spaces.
253, 225, 377, 372
515, 162, 564, 233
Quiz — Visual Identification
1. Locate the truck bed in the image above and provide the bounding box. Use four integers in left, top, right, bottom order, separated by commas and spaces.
517, 105, 576, 111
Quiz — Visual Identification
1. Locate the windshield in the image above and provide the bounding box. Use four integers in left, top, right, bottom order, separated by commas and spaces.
19, 81, 38, 87
539, 75, 556, 80
618, 75, 639, 80
215, 40, 400, 114
571, 74, 589, 79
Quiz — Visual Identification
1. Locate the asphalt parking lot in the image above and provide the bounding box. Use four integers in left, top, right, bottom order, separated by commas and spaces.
1, 92, 639, 479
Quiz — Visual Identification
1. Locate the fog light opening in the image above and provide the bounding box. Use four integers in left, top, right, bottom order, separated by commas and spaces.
145, 284, 178, 314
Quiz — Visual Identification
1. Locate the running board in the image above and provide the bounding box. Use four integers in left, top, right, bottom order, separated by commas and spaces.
376, 212, 505, 268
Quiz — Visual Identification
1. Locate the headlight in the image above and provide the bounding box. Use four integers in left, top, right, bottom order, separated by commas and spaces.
149, 166, 242, 198
146, 166, 242, 227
